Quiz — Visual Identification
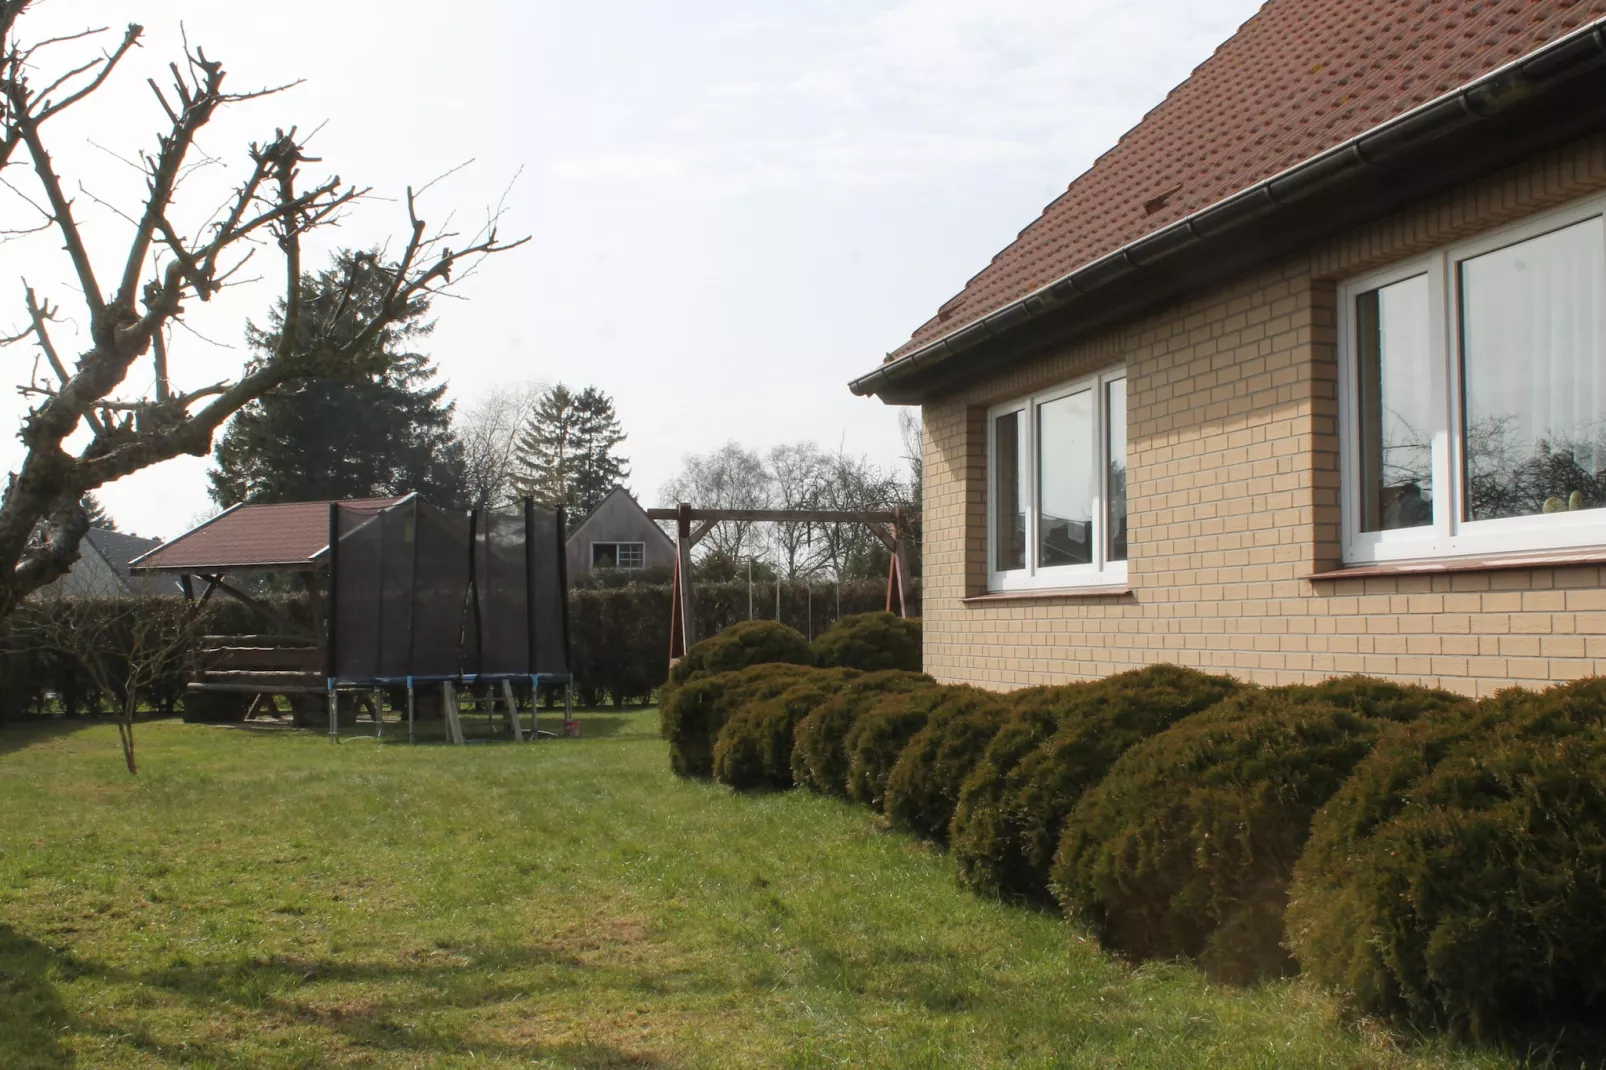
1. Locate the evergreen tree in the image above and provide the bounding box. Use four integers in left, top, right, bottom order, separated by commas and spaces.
208, 251, 465, 508
515, 383, 629, 523
81, 493, 116, 531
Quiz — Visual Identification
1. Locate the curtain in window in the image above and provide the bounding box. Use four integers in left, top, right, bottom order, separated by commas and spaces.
1461, 217, 1606, 520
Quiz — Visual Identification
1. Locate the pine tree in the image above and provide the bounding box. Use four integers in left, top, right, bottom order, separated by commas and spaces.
81, 493, 117, 531
514, 383, 630, 523
208, 251, 465, 508
570, 386, 630, 514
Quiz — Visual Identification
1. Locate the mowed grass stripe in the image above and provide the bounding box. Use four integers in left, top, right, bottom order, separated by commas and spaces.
0, 714, 1527, 1068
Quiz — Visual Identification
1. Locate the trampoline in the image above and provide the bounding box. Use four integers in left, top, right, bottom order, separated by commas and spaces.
327, 498, 573, 742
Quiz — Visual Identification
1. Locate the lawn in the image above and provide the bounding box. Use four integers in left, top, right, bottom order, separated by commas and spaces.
0, 713, 1550, 1069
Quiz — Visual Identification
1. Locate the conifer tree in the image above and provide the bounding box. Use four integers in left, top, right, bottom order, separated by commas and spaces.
208, 251, 465, 508
514, 383, 630, 523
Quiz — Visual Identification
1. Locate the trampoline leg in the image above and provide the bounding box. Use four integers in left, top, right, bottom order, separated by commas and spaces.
329, 689, 339, 743
407, 684, 415, 745
373, 688, 383, 739
442, 680, 464, 746
502, 679, 523, 742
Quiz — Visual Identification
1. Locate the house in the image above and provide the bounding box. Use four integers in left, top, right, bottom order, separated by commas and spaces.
852, 1, 1606, 698
38, 528, 184, 599
565, 488, 675, 583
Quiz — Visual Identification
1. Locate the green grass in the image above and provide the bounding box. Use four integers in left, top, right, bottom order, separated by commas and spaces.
0, 713, 1559, 1069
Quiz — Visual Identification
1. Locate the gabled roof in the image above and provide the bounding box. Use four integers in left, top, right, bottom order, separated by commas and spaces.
884, 0, 1606, 367
565, 487, 673, 549
129, 497, 405, 573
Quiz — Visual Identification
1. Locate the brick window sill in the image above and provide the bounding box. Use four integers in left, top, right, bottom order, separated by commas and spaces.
961, 584, 1131, 605
1308, 547, 1606, 581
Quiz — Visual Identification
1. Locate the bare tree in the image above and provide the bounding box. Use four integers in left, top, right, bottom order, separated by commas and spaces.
660, 441, 771, 561
19, 594, 196, 774
457, 380, 547, 511
0, 3, 525, 620
764, 441, 829, 579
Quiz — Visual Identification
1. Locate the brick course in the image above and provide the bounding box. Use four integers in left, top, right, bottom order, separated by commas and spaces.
921, 135, 1606, 698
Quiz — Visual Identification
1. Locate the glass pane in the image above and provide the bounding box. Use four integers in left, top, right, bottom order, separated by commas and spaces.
1037, 390, 1094, 568
1461, 217, 1606, 521
1106, 378, 1128, 561
994, 410, 1026, 571
1356, 274, 1434, 532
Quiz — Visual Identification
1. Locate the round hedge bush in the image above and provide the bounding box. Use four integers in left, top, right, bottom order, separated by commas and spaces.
950, 664, 1240, 903
844, 686, 948, 810
712, 669, 858, 790
809, 612, 922, 673
660, 662, 818, 777
665, 620, 811, 694
791, 670, 935, 795
1050, 678, 1464, 984
949, 682, 1090, 897
1287, 678, 1606, 1038
883, 685, 1011, 841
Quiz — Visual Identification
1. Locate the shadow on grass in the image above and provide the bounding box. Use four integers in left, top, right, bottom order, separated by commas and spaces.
0, 715, 114, 758
0, 925, 73, 1068
1, 933, 666, 1066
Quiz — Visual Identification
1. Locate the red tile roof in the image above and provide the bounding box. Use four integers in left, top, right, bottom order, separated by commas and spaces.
129, 498, 404, 572
892, 0, 1606, 360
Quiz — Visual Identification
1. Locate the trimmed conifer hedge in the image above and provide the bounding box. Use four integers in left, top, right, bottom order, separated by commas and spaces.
809, 612, 922, 673
882, 684, 1010, 841
949, 665, 1238, 903
843, 686, 946, 810
1286, 678, 1606, 1038
1052, 678, 1465, 984
660, 662, 817, 777
665, 620, 812, 695
791, 670, 934, 795
713, 669, 858, 790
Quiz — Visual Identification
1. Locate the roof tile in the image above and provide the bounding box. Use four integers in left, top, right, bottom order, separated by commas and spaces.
131, 498, 404, 572
893, 0, 1606, 361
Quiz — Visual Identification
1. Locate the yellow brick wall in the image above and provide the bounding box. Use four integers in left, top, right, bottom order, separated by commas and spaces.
920, 134, 1606, 698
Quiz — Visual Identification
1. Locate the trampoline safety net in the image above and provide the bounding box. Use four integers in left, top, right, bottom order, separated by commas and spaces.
330, 498, 571, 684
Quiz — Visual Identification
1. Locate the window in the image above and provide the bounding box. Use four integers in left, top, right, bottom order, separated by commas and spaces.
1339, 200, 1606, 564
591, 542, 645, 569
988, 366, 1128, 591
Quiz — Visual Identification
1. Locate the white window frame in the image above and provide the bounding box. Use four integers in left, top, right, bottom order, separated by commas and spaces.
986, 365, 1128, 592
1338, 194, 1606, 564
591, 541, 645, 569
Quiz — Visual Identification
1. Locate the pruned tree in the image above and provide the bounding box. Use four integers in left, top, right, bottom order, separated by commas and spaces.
18, 594, 195, 774
458, 380, 547, 512
0, 3, 525, 621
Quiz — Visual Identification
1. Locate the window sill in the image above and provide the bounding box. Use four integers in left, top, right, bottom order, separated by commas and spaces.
962, 584, 1131, 604
1309, 547, 1606, 581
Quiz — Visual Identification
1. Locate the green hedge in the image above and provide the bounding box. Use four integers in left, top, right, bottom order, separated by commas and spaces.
950, 665, 1239, 903
844, 687, 946, 811
665, 620, 811, 695
712, 670, 858, 790
1287, 678, 1606, 1037
660, 663, 818, 777
1052, 678, 1465, 984
883, 685, 1010, 841
809, 612, 921, 673
791, 670, 934, 795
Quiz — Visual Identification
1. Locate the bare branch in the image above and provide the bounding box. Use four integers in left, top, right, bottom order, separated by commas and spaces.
35, 23, 143, 122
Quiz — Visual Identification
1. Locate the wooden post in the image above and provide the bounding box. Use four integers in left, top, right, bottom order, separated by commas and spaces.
892, 506, 915, 619
669, 502, 698, 662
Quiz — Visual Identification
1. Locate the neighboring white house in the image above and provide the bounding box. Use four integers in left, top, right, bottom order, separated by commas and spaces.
565, 488, 675, 584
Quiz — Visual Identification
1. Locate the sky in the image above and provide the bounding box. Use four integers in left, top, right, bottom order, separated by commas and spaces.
1, 0, 1266, 540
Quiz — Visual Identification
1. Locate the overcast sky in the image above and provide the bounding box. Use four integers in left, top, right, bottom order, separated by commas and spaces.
3, 0, 1264, 539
